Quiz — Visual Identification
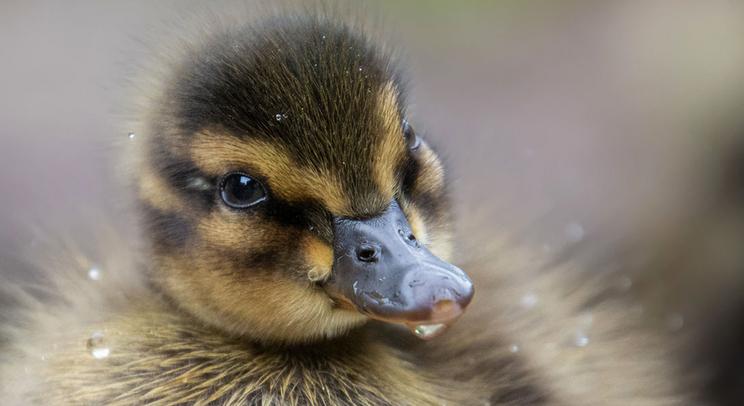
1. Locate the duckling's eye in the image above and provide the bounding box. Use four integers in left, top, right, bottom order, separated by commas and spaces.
402, 120, 421, 151
220, 173, 267, 209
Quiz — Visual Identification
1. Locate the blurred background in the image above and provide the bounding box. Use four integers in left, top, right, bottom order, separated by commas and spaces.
1, 0, 744, 403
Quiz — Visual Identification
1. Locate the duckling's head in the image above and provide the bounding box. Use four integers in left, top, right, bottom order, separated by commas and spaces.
136, 13, 473, 344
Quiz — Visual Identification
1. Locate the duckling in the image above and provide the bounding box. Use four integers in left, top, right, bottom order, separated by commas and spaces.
1, 7, 698, 405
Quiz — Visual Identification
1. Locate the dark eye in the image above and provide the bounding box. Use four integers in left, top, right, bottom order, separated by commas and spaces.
220, 173, 267, 209
402, 120, 421, 150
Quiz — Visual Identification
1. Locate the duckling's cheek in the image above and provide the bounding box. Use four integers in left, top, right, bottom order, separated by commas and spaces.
156, 254, 358, 343
196, 211, 291, 251
302, 235, 333, 282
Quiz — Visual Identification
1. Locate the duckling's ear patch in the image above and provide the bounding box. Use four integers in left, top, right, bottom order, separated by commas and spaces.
191, 130, 351, 214
373, 82, 408, 197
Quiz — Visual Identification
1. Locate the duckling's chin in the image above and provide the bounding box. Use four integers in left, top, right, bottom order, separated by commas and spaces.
201, 299, 369, 346
319, 309, 371, 340
277, 310, 370, 345
194, 305, 369, 346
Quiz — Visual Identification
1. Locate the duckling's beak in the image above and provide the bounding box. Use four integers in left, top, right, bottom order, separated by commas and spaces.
326, 201, 474, 340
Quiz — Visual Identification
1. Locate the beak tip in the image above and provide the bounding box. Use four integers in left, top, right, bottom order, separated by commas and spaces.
431, 299, 463, 322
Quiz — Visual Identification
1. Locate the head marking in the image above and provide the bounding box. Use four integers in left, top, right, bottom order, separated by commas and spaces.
192, 130, 352, 215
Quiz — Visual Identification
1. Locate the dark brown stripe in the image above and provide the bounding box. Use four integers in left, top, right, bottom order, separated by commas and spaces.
140, 203, 195, 253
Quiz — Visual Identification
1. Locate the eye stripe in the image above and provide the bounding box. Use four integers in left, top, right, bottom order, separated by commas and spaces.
191, 130, 358, 215
142, 138, 216, 212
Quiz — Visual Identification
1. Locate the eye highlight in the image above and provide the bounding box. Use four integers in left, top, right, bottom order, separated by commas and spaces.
402, 120, 421, 151
220, 173, 267, 209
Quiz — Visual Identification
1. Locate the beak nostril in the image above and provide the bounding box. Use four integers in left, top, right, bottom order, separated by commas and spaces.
356, 245, 380, 263
397, 228, 418, 245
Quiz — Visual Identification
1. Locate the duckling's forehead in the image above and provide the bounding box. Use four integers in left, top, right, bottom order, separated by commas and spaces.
166, 18, 409, 216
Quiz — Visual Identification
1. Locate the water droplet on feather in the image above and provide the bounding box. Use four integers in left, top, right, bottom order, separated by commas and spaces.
520, 293, 538, 308
411, 323, 446, 339
573, 332, 589, 347
88, 267, 101, 281
87, 331, 110, 359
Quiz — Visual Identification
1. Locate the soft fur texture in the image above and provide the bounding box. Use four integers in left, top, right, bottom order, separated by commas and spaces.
0, 227, 696, 405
